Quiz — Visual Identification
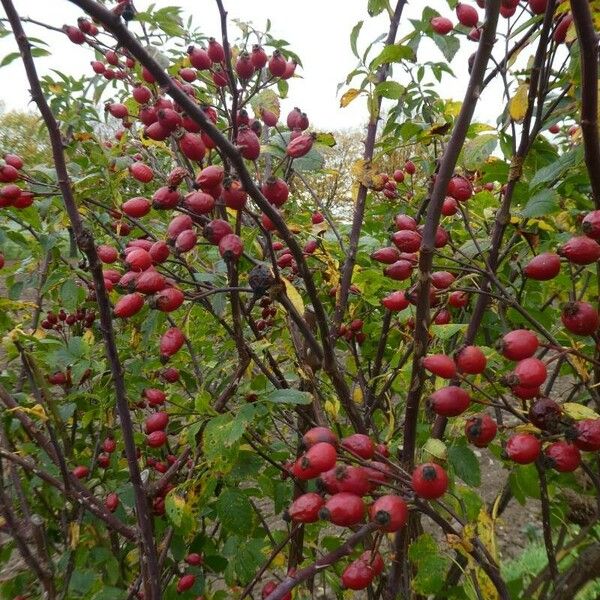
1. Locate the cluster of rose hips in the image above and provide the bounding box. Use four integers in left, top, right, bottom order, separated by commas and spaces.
373, 159, 416, 200
255, 296, 278, 332
0, 152, 36, 212
272, 427, 449, 592
430, 1, 571, 46
336, 318, 366, 345
41, 307, 96, 333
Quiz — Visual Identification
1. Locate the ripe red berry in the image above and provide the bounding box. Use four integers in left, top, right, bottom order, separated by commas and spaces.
102, 438, 117, 453
286, 492, 325, 523
431, 16, 453, 35
341, 434, 374, 459
136, 271, 166, 294
545, 441, 581, 472
528, 0, 548, 14
465, 414, 497, 447
582, 210, 600, 240
188, 45, 212, 70
251, 44, 268, 69
524, 252, 561, 280
147, 430, 167, 448
561, 301, 599, 336
292, 442, 337, 480
97, 245, 118, 264
261, 177, 289, 206
235, 52, 255, 80
430, 271, 455, 289
511, 384, 540, 400
510, 358, 547, 388
207, 38, 225, 62
559, 236, 600, 265
72, 465, 89, 479
223, 180, 247, 210
448, 290, 469, 308
185, 553, 203, 566
63, 24, 86, 44
384, 260, 413, 281
381, 290, 409, 311
392, 230, 422, 252
287, 133, 314, 158
370, 495, 408, 532
447, 175, 473, 201
179, 132, 206, 161
144, 388, 167, 406
505, 433, 541, 464
411, 463, 448, 499
341, 556, 376, 590
176, 574, 196, 593
499, 329, 539, 361
97, 453, 110, 468
455, 345, 487, 374
150, 241, 170, 264
573, 419, 600, 451
114, 293, 144, 318
203, 219, 233, 244
125, 248, 152, 272
236, 126, 261, 160
429, 386, 470, 416
105, 492, 119, 512
319, 465, 370, 496
456, 3, 479, 27
319, 492, 365, 526
302, 427, 338, 448
145, 412, 169, 434
175, 230, 198, 254
219, 234, 244, 261
160, 327, 185, 360
129, 162, 154, 183
422, 354, 456, 379
553, 13, 573, 44
122, 196, 151, 218
268, 50, 287, 76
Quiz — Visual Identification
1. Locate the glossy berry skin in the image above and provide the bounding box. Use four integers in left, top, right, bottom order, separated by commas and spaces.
114, 293, 144, 318
319, 492, 365, 526
528, 397, 562, 432
176, 574, 196, 593
545, 442, 581, 472
561, 301, 599, 336
381, 290, 409, 311
512, 384, 540, 400
524, 252, 561, 280
292, 442, 337, 480
455, 345, 487, 374
370, 495, 408, 532
129, 162, 153, 183
429, 386, 470, 417
456, 3, 479, 26
559, 236, 600, 265
447, 175, 473, 201
341, 558, 375, 590
341, 434, 374, 459
422, 354, 456, 379
500, 329, 539, 361
144, 388, 166, 406
147, 430, 167, 448
505, 433, 541, 464
262, 177, 289, 207
144, 411, 169, 434
465, 414, 497, 447
384, 260, 413, 281
72, 465, 89, 479
219, 233, 244, 261
105, 492, 119, 513
528, 0, 548, 14
512, 358, 547, 388
411, 463, 449, 499
185, 553, 203, 566
391, 230, 422, 252
449, 290, 469, 308
319, 465, 370, 496
431, 16, 453, 35
573, 419, 600, 451
302, 426, 338, 448
286, 492, 325, 523
159, 327, 185, 360
371, 246, 400, 264
287, 133, 314, 158
582, 210, 600, 240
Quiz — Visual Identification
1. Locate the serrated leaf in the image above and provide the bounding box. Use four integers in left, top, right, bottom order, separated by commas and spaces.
368, 0, 388, 16
529, 146, 584, 188
370, 44, 415, 70
432, 34, 460, 63
448, 444, 480, 486
340, 88, 362, 108
215, 489, 253, 535
509, 83, 529, 123
520, 188, 559, 218
430, 323, 467, 340
463, 134, 498, 170
375, 81, 404, 100
264, 389, 312, 405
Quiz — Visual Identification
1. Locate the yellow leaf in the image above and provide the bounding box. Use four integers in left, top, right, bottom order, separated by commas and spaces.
447, 532, 474, 554
282, 278, 305, 315
69, 521, 80, 549
272, 553, 286, 568
83, 329, 95, 345
509, 84, 529, 123
352, 385, 364, 405
563, 402, 600, 420
325, 398, 340, 419
131, 327, 141, 350
351, 159, 385, 190
6, 403, 48, 421
340, 88, 361, 108
312, 221, 328, 235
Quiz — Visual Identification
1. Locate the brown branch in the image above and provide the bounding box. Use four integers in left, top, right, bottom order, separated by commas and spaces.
548, 542, 600, 600
67, 0, 364, 433
536, 462, 559, 583
334, 0, 407, 327
571, 0, 600, 208
264, 522, 378, 600
0, 2, 161, 596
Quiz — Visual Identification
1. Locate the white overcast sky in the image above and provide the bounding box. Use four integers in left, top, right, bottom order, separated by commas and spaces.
0, 1, 511, 129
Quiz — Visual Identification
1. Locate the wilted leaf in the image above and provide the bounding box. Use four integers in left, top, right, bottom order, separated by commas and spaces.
563, 402, 599, 420
250, 89, 280, 121
282, 278, 305, 315
340, 88, 362, 108
509, 83, 529, 123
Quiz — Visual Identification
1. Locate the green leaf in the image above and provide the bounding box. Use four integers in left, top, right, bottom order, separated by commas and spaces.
350, 21, 363, 59
375, 81, 404, 100
370, 44, 415, 70
529, 145, 584, 188
432, 33, 460, 63
315, 132, 336, 147
408, 534, 449, 594
462, 134, 498, 170
368, 0, 389, 16
215, 489, 254, 535
430, 323, 467, 340
264, 389, 312, 405
448, 444, 481, 486
0, 52, 20, 68
520, 188, 559, 218
165, 491, 195, 531
509, 464, 540, 504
